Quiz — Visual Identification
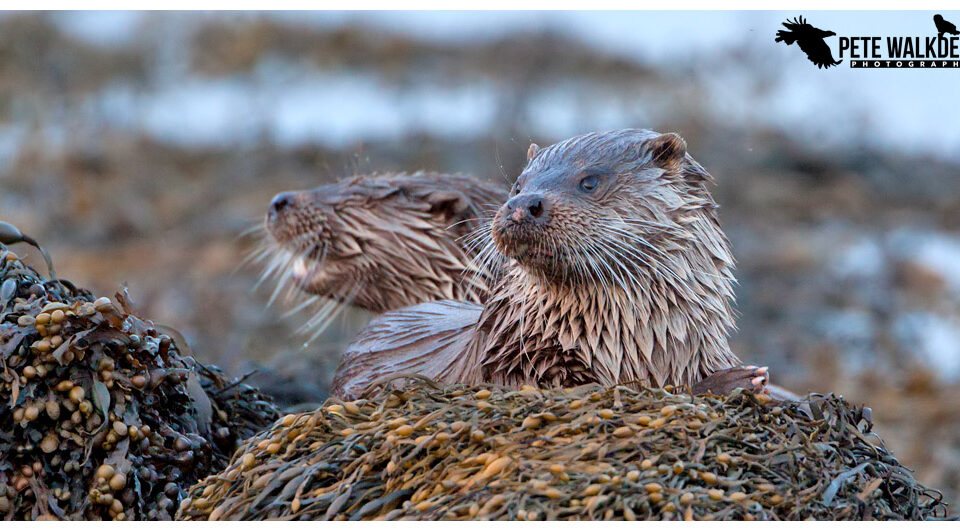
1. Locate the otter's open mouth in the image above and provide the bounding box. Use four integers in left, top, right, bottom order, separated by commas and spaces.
289, 254, 336, 294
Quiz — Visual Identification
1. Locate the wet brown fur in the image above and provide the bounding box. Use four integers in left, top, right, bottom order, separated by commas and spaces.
261, 172, 507, 316
332, 130, 742, 399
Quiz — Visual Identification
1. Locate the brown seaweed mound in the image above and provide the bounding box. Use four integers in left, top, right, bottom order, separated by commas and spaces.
179, 377, 947, 521
0, 243, 279, 520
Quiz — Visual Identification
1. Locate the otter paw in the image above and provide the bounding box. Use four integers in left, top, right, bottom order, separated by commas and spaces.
691, 366, 769, 396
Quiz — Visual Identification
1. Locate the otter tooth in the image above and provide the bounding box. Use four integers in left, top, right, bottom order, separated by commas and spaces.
292, 256, 309, 277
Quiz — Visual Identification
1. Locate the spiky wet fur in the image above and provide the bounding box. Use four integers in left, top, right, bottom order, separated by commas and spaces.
333, 129, 741, 398
254, 172, 506, 340
472, 129, 740, 389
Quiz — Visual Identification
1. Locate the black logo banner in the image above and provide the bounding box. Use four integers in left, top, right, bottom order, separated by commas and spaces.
776, 13, 960, 69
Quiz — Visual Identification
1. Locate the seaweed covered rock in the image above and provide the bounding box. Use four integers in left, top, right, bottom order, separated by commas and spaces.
0, 243, 279, 520
180, 378, 946, 521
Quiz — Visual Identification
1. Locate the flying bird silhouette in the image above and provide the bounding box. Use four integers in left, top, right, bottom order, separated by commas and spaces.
775, 16, 841, 69
934, 14, 960, 36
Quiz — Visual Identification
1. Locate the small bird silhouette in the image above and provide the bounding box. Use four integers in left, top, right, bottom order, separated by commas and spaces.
934, 14, 960, 36
775, 16, 841, 69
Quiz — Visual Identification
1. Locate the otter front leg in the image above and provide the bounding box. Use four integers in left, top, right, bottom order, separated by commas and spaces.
691, 366, 768, 396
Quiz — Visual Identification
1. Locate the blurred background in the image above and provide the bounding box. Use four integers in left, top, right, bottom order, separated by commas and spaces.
1, 10, 958, 508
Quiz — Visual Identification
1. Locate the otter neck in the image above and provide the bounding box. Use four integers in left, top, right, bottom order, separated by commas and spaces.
474, 214, 740, 389
343, 212, 493, 312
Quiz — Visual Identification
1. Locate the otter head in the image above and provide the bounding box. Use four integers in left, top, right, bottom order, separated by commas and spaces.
261, 172, 500, 320
492, 129, 714, 286
264, 182, 366, 300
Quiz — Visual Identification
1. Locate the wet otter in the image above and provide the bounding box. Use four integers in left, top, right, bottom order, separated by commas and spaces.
258, 172, 507, 334
332, 129, 768, 399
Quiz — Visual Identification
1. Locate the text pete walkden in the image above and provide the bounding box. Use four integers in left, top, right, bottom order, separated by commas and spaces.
843, 35, 960, 67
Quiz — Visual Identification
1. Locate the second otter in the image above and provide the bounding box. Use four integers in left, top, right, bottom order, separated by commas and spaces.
261, 172, 506, 318
332, 129, 767, 398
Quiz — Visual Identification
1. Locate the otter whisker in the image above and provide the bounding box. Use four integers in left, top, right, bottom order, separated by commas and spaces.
460, 221, 502, 291
604, 239, 652, 300
572, 234, 604, 288
468, 231, 495, 262
242, 243, 274, 271
459, 223, 487, 243
568, 234, 594, 287
459, 226, 493, 255
591, 238, 637, 294
459, 257, 497, 303
281, 296, 317, 319
601, 216, 686, 233
591, 238, 634, 294
267, 254, 300, 306
469, 238, 502, 292
601, 225, 687, 285
252, 233, 319, 292
607, 236, 677, 291
581, 239, 611, 291
595, 230, 668, 291
300, 281, 365, 346
259, 240, 330, 309
579, 240, 607, 287
255, 247, 291, 289
554, 234, 571, 288
239, 222, 266, 239
493, 145, 513, 186
604, 223, 728, 282
447, 213, 496, 232
298, 297, 337, 340
546, 232, 573, 288
607, 241, 652, 292
569, 227, 620, 289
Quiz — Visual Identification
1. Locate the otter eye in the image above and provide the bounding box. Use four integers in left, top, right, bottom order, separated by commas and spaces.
579, 175, 600, 193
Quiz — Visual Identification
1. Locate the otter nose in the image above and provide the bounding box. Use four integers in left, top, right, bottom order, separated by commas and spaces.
505, 193, 547, 222
270, 192, 297, 215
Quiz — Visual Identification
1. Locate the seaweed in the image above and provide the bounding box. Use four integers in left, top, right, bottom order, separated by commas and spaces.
180, 376, 947, 521
0, 235, 279, 520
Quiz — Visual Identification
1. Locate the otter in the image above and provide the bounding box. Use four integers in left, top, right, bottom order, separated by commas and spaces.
332, 129, 769, 399
258, 172, 507, 334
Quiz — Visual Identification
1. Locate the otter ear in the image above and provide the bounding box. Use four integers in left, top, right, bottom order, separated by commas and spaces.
648, 133, 687, 171
424, 189, 471, 222
526, 143, 540, 162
